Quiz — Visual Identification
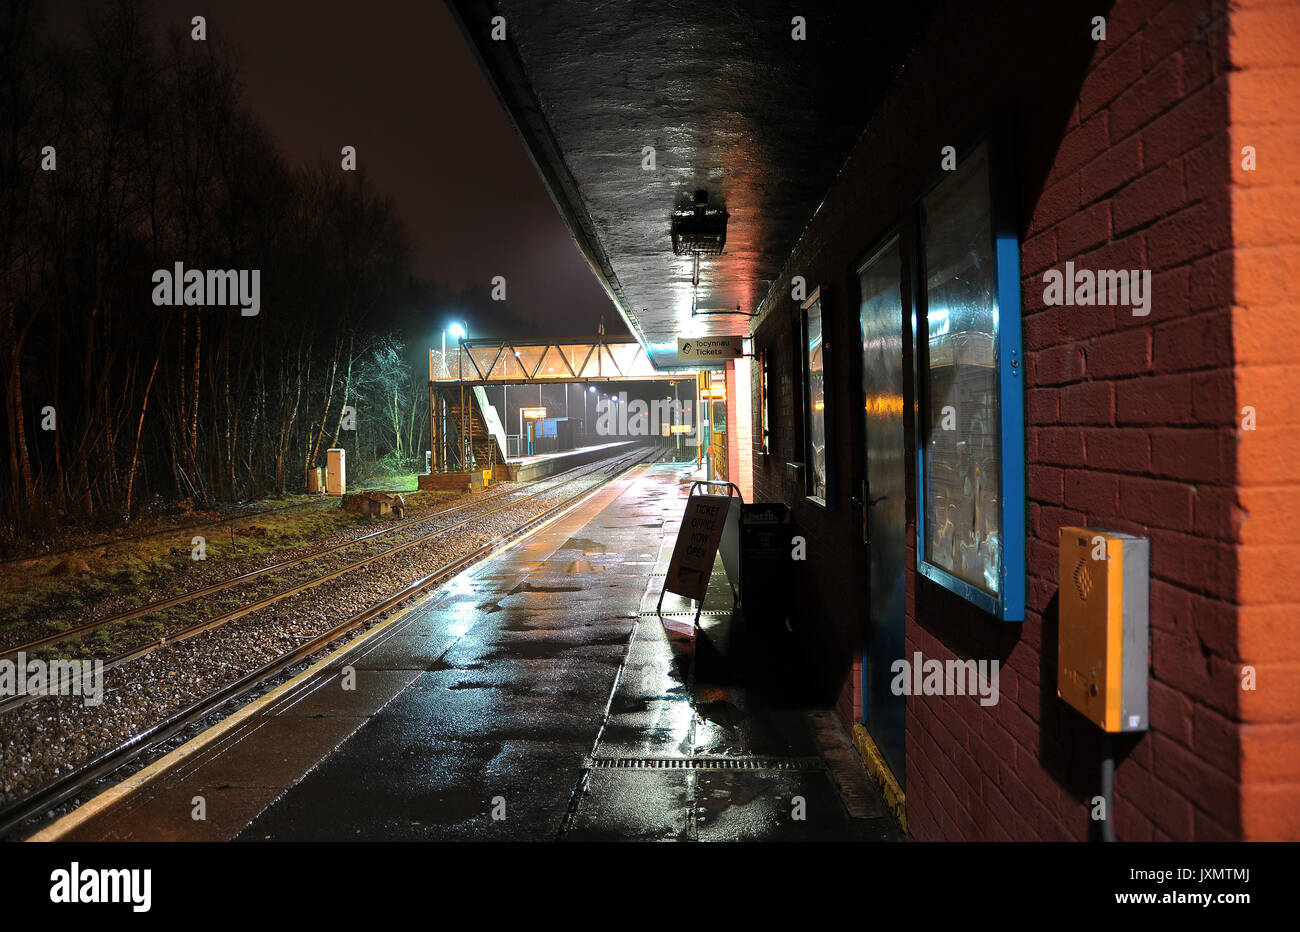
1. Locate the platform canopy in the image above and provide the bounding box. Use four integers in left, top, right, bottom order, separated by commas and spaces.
447, 0, 937, 367
431, 335, 687, 384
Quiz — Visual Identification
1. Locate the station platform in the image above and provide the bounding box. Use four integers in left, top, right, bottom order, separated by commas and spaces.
38, 464, 897, 842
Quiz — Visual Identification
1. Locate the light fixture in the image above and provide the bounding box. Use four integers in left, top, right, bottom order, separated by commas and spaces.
448, 322, 466, 339
672, 190, 728, 256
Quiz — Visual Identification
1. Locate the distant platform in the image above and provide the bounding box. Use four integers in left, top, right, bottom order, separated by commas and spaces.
504, 440, 645, 482
417, 442, 648, 492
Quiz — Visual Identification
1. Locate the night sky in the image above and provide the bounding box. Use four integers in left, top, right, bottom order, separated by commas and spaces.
42, 0, 619, 336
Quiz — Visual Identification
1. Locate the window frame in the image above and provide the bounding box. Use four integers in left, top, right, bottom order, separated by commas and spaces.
758, 348, 771, 457
910, 119, 1025, 622
800, 286, 832, 507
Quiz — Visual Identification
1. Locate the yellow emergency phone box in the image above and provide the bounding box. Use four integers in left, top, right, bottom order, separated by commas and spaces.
1057, 527, 1149, 733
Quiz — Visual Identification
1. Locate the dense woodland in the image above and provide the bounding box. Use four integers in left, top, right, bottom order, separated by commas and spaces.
0, 1, 509, 540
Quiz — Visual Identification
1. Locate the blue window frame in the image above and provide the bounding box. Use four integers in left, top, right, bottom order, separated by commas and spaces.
912, 127, 1025, 621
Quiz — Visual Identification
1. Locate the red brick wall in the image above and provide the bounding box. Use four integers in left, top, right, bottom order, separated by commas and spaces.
749, 0, 1265, 840
1228, 0, 1300, 842
725, 360, 754, 502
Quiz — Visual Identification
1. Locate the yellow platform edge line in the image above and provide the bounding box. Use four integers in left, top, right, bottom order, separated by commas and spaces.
852, 722, 908, 835
29, 465, 648, 842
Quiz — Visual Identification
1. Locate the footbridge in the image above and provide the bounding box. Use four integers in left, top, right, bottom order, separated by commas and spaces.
428, 335, 696, 473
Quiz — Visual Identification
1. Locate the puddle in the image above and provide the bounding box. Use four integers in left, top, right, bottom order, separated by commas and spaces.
693, 699, 746, 729
563, 537, 610, 552
508, 581, 583, 593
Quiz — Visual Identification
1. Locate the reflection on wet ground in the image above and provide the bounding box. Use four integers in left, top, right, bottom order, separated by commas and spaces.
55, 465, 898, 842
237, 465, 897, 841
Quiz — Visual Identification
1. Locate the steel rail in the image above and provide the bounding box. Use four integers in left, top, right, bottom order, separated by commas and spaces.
0, 498, 325, 568
1, 454, 632, 663
0, 447, 659, 839
0, 450, 654, 713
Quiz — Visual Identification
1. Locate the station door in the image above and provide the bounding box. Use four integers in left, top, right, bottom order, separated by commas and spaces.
857, 236, 908, 787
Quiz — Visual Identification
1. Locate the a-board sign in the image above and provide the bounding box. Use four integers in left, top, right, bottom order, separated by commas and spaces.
677, 335, 744, 362
739, 502, 791, 626
740, 502, 791, 561
664, 494, 731, 601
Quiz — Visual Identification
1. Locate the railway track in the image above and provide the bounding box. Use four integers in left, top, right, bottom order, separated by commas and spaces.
0, 453, 640, 667
0, 447, 660, 838
0, 497, 328, 568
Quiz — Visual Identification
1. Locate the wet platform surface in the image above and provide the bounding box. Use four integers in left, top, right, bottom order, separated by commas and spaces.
53, 464, 897, 842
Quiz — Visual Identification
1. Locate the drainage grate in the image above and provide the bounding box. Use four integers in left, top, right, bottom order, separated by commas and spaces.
585, 756, 826, 771
636, 610, 734, 618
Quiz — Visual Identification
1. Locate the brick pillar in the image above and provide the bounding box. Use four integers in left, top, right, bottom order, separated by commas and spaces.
726, 360, 753, 502
1229, 0, 1300, 841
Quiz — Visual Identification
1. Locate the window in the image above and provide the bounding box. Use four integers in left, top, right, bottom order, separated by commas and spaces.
802, 289, 828, 504
758, 349, 771, 455
915, 135, 1025, 621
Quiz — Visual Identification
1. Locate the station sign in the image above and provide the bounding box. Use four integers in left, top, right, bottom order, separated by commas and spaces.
677, 335, 744, 362
520, 407, 546, 420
